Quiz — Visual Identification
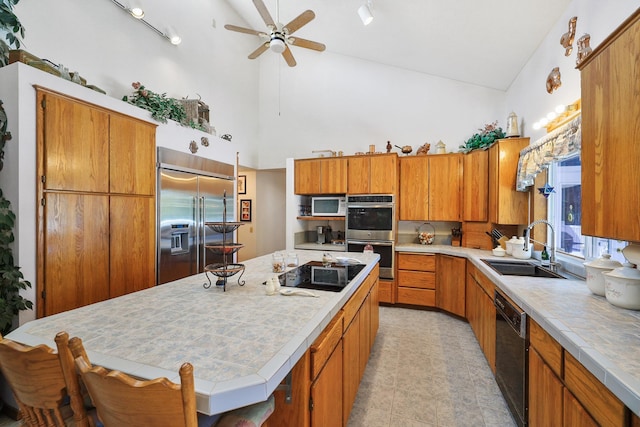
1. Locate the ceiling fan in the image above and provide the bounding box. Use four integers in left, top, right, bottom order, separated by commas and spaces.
225, 0, 326, 67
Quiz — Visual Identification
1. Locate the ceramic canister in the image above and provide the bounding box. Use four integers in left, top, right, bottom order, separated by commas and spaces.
603, 262, 640, 310
583, 253, 622, 296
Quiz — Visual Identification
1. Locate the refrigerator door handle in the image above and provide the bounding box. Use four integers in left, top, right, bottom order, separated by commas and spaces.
200, 196, 207, 270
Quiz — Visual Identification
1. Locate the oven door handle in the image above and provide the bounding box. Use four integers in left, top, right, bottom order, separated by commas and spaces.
347, 240, 394, 246
347, 204, 394, 209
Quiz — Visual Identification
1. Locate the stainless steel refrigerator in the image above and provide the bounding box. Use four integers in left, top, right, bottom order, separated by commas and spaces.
157, 148, 235, 285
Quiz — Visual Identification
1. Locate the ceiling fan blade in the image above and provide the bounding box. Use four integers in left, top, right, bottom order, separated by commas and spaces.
248, 42, 270, 59
253, 0, 276, 29
224, 24, 267, 37
288, 37, 326, 52
283, 10, 315, 35
282, 46, 297, 67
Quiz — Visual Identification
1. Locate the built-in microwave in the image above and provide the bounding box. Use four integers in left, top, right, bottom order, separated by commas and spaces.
311, 196, 346, 216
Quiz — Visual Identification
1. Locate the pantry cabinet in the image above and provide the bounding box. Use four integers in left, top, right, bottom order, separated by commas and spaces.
465, 261, 495, 372
578, 8, 640, 241
436, 254, 466, 317
488, 138, 529, 225
462, 148, 489, 222
295, 158, 347, 195
528, 317, 628, 427
347, 153, 398, 194
396, 252, 436, 307
398, 154, 462, 221
37, 88, 157, 316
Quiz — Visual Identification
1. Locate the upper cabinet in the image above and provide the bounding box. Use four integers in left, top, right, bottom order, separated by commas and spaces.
295, 158, 347, 195
578, 9, 640, 241
399, 154, 462, 221
488, 138, 529, 225
463, 148, 489, 222
347, 153, 398, 194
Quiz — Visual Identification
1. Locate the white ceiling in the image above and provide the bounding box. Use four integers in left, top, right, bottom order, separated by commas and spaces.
221, 0, 573, 91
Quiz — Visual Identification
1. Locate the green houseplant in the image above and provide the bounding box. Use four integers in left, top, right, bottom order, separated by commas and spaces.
0, 101, 32, 335
459, 121, 506, 153
0, 0, 25, 67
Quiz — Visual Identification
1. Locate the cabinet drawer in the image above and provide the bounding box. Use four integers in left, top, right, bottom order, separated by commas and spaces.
311, 312, 344, 380
529, 319, 562, 378
397, 287, 435, 306
378, 279, 394, 304
470, 265, 494, 297
564, 351, 628, 427
397, 270, 435, 289
342, 273, 373, 328
397, 253, 436, 271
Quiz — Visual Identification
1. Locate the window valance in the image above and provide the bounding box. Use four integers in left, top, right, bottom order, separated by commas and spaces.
516, 114, 581, 191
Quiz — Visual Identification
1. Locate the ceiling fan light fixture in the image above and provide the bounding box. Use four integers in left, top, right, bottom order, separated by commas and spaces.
358, 2, 374, 26
270, 35, 286, 53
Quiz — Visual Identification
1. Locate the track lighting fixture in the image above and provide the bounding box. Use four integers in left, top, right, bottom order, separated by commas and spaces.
358, 0, 374, 26
110, 0, 181, 45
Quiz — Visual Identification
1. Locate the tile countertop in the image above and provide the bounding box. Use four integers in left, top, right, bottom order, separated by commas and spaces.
6, 251, 380, 416
396, 243, 640, 416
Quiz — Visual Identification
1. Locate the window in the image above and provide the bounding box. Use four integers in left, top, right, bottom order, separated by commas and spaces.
547, 154, 627, 265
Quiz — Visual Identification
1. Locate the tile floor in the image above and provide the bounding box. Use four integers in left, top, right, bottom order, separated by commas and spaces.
0, 306, 515, 427
346, 306, 516, 427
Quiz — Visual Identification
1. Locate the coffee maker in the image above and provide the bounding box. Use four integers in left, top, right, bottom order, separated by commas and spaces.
316, 225, 333, 244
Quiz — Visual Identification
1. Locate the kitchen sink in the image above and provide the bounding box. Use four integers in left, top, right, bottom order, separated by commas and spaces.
481, 259, 565, 279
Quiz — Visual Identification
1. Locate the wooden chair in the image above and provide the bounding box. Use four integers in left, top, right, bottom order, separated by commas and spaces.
0, 333, 91, 427
67, 335, 274, 427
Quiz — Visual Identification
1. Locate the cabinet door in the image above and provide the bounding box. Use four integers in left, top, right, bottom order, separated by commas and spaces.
436, 255, 466, 317
311, 340, 343, 427
463, 149, 489, 221
40, 91, 109, 193
370, 154, 397, 194
359, 292, 371, 379
528, 348, 563, 427
369, 279, 379, 347
109, 196, 155, 298
43, 193, 110, 316
429, 154, 462, 221
399, 157, 428, 220
342, 312, 360, 425
580, 13, 640, 241
320, 158, 347, 194
347, 156, 370, 194
564, 388, 598, 427
295, 159, 321, 194
489, 139, 529, 225
480, 290, 496, 372
109, 113, 156, 195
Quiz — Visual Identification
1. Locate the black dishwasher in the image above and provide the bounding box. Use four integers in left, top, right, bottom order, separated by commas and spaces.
494, 290, 528, 427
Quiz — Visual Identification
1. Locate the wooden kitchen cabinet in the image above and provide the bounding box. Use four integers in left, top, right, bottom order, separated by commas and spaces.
347, 153, 398, 194
36, 88, 157, 317
295, 158, 347, 195
463, 148, 489, 221
399, 154, 462, 221
465, 261, 495, 372
378, 278, 394, 304
396, 253, 436, 307
578, 9, 640, 241
436, 254, 466, 317
488, 138, 529, 225
529, 347, 564, 427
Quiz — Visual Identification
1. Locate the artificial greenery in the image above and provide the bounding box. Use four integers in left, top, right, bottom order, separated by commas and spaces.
459, 121, 506, 153
122, 82, 206, 131
0, 0, 24, 67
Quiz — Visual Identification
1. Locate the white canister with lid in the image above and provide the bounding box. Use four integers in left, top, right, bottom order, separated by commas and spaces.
506, 236, 519, 256
583, 253, 622, 296
511, 237, 532, 259
603, 262, 640, 310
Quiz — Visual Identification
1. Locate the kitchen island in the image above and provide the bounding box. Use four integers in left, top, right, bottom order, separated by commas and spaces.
396, 243, 640, 417
6, 251, 380, 416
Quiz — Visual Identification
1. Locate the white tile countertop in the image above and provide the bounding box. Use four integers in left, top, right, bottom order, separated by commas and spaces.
6, 250, 380, 415
396, 243, 640, 416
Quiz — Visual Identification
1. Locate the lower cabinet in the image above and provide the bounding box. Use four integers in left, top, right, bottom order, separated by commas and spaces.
529, 317, 628, 427
436, 254, 466, 317
378, 278, 394, 304
465, 261, 495, 372
265, 266, 379, 427
396, 253, 436, 306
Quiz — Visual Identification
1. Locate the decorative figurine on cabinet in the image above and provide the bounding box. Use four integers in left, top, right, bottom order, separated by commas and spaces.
386, 141, 392, 153
576, 34, 593, 66
560, 16, 577, 56
416, 142, 430, 155
546, 67, 562, 94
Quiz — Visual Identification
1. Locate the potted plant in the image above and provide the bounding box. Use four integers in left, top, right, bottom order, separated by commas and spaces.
0, 0, 25, 67
459, 120, 506, 153
0, 101, 32, 336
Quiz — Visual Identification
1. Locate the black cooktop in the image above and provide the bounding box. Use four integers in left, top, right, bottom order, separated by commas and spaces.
278, 261, 366, 292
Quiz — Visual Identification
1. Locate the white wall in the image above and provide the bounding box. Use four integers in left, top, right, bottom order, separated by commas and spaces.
506, 0, 639, 144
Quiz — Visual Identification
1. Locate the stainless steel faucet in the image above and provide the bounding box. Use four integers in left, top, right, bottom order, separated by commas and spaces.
524, 219, 556, 271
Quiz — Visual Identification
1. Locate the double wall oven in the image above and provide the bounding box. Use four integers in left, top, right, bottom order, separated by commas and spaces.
346, 195, 395, 279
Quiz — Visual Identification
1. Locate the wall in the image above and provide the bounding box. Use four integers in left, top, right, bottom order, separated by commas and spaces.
237, 170, 257, 261
506, 0, 639, 144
